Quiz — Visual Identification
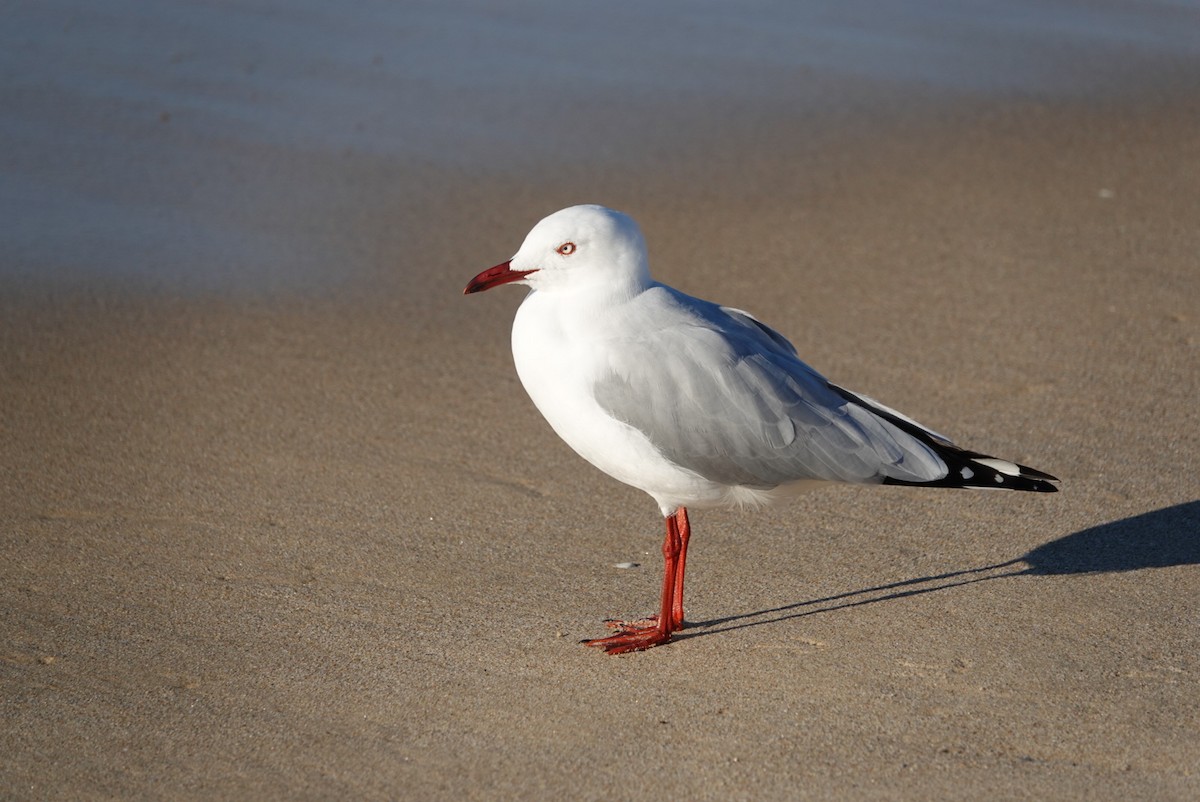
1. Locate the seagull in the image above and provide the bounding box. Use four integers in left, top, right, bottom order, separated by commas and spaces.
464, 204, 1058, 654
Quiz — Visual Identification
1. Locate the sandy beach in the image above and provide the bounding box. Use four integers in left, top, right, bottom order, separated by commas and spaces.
3, 2, 1199, 799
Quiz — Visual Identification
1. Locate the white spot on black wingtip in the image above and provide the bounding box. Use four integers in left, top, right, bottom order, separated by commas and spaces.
976, 458, 1021, 476
960, 467, 974, 480
994, 474, 1005, 484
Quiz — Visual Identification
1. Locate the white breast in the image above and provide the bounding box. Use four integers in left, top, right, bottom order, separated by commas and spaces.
510, 289, 729, 514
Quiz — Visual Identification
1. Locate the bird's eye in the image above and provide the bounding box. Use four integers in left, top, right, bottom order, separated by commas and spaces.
556, 242, 577, 256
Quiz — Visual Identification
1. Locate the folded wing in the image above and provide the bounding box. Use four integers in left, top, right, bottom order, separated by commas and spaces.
591, 293, 952, 489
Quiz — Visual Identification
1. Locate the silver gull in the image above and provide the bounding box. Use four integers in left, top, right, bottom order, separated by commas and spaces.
465, 204, 1058, 654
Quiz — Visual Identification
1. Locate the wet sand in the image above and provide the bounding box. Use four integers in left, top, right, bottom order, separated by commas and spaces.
3, 3, 1200, 799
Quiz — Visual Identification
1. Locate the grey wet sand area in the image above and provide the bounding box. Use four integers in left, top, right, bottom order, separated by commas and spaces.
3, 2, 1200, 799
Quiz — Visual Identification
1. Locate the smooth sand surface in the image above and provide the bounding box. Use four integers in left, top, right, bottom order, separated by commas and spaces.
3, 3, 1199, 800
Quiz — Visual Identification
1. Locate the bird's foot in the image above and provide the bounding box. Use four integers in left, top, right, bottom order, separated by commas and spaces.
582, 625, 672, 655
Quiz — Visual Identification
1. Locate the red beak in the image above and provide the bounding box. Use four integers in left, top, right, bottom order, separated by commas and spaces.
463, 261, 535, 294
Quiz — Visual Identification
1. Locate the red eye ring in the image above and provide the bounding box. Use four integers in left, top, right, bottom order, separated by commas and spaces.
557, 242, 577, 256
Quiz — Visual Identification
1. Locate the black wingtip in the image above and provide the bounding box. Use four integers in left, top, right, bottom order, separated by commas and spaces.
1019, 466, 1061, 493
884, 454, 1061, 493
826, 382, 1060, 494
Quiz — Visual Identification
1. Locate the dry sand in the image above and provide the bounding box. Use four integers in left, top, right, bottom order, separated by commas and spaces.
3, 3, 1200, 800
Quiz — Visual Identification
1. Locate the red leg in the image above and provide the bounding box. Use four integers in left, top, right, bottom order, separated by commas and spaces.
669, 507, 690, 631
583, 507, 691, 654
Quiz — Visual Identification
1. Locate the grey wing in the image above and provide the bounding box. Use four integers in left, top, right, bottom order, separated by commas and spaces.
591, 304, 949, 488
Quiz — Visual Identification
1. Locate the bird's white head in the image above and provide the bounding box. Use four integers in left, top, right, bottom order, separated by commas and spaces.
464, 205, 651, 297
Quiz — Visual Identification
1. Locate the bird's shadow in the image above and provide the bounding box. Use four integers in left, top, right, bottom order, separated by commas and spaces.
682, 500, 1200, 640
